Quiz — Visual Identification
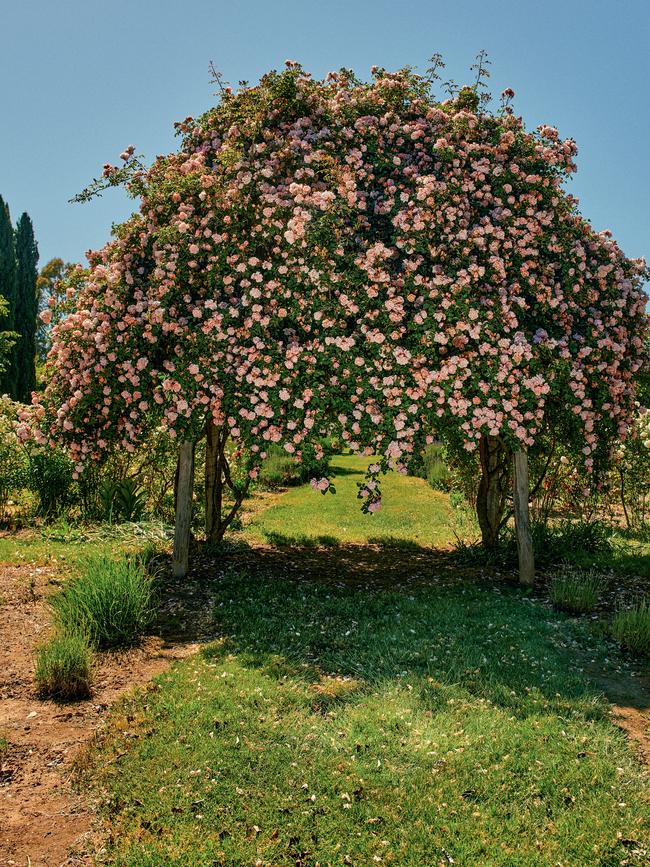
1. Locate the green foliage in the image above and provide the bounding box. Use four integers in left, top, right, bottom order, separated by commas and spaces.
258, 442, 332, 490
538, 519, 613, 558
452, 518, 650, 577
34, 631, 93, 699
86, 427, 178, 524
323, 435, 343, 454
437, 438, 480, 507
614, 407, 650, 530
51, 554, 156, 649
256, 446, 295, 488
27, 448, 76, 517
482, 520, 615, 570
13, 212, 39, 403
0, 396, 29, 521
0, 295, 17, 377
35, 257, 74, 361
611, 600, 650, 656
549, 567, 604, 614
0, 195, 18, 394
297, 440, 332, 482
85, 570, 649, 864
99, 477, 146, 523
416, 442, 452, 491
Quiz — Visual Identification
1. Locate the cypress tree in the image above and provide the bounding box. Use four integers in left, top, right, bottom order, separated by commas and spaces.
14, 212, 39, 402
0, 195, 17, 396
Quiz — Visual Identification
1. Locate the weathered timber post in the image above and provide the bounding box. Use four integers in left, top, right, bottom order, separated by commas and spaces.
172, 439, 195, 578
513, 450, 535, 586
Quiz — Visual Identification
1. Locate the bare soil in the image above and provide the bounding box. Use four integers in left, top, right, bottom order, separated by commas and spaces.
0, 563, 197, 867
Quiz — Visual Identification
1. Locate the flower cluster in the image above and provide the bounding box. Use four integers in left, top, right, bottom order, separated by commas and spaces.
37, 65, 648, 504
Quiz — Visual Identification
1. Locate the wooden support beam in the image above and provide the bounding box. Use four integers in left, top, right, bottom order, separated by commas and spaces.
172, 439, 195, 578
513, 450, 535, 586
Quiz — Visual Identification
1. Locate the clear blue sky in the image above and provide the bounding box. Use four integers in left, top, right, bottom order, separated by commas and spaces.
2, 0, 648, 268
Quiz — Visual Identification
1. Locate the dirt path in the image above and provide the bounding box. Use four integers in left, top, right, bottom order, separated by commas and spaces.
0, 564, 197, 867
584, 665, 650, 768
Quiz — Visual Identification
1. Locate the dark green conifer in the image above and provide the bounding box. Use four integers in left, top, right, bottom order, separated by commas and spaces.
14, 212, 39, 401
0, 196, 18, 396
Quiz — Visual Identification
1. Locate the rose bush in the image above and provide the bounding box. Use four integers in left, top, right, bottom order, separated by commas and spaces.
30, 63, 648, 549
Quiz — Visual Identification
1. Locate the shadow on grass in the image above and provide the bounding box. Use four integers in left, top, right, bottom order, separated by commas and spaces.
262, 531, 341, 548
323, 463, 366, 477
261, 530, 437, 552
197, 567, 614, 722
151, 536, 650, 719
247, 523, 650, 583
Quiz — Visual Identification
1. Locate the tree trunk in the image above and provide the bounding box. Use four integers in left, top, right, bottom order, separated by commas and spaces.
172, 439, 195, 578
203, 424, 249, 545
513, 450, 535, 585
476, 435, 510, 549
204, 419, 222, 541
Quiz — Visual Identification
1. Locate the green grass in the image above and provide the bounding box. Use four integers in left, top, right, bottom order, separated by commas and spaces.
549, 567, 605, 614
453, 521, 650, 579
612, 600, 650, 655
86, 570, 649, 865
0, 520, 170, 568
244, 453, 464, 548
51, 554, 156, 649
34, 631, 93, 699
0, 533, 116, 568
570, 532, 650, 577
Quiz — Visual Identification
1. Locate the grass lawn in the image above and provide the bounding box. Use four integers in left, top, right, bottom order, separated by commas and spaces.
88, 572, 649, 865
243, 453, 466, 548
80, 466, 650, 866
0, 521, 170, 569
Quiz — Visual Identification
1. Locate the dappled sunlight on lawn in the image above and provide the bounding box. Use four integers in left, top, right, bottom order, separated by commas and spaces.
243, 454, 468, 549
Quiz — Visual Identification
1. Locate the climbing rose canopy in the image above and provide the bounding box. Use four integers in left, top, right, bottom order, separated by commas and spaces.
39, 64, 648, 505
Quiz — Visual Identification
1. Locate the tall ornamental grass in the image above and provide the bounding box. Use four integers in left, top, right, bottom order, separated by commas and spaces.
549, 568, 604, 614
35, 631, 93, 699
611, 600, 650, 656
51, 554, 155, 649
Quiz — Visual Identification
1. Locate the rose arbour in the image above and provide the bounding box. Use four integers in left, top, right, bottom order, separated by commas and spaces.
35, 63, 648, 564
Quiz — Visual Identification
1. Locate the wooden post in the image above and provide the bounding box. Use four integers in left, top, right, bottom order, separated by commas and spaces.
172, 439, 195, 578
513, 450, 535, 586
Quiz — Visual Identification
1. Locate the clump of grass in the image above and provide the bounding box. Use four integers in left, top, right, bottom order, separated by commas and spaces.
34, 631, 93, 699
51, 554, 155, 649
549, 567, 604, 614
611, 600, 650, 655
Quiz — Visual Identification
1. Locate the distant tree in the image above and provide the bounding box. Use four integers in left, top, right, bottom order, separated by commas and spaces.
14, 213, 39, 402
35, 258, 73, 361
0, 196, 17, 396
